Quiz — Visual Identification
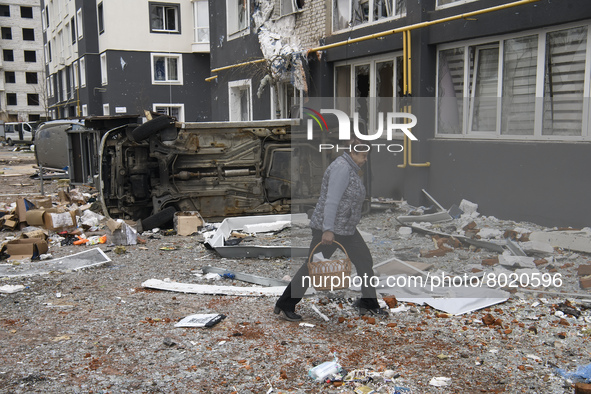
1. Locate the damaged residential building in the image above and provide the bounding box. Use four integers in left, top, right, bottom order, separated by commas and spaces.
0, 0, 45, 122
208, 0, 591, 228
41, 0, 211, 121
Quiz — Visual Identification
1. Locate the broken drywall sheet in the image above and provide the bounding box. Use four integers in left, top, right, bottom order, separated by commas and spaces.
142, 279, 287, 296
530, 230, 591, 253
205, 213, 309, 258
0, 248, 111, 277
373, 282, 509, 315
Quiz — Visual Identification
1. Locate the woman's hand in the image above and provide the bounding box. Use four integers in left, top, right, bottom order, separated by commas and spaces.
321, 230, 334, 245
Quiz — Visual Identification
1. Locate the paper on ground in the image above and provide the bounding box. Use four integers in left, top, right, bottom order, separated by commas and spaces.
0, 248, 111, 278
175, 314, 224, 328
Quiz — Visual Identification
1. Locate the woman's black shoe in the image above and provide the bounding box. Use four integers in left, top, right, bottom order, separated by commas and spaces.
274, 306, 302, 321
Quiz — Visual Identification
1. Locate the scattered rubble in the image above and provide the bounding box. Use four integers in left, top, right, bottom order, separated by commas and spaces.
1, 150, 591, 392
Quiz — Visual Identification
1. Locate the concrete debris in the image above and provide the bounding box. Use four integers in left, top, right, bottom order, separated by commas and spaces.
429, 376, 452, 387
530, 230, 591, 253
498, 254, 537, 269
0, 284, 25, 293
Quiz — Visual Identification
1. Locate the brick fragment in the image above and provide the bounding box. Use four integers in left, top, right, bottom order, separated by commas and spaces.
382, 296, 398, 309
575, 382, 591, 394
578, 265, 591, 277
580, 275, 591, 290
482, 257, 499, 266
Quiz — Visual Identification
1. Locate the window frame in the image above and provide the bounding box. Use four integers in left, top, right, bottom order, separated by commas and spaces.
80, 56, 86, 87
228, 79, 253, 121
150, 53, 183, 85
332, 0, 406, 33
76, 8, 83, 39
435, 21, 591, 141
100, 52, 108, 85
149, 2, 181, 34
226, 0, 250, 40
436, 0, 480, 10
153, 103, 185, 122
103, 103, 110, 116
97, 2, 104, 34
192, 0, 209, 44
334, 53, 404, 134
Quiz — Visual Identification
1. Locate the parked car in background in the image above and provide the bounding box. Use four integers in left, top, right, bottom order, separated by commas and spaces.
2, 122, 36, 145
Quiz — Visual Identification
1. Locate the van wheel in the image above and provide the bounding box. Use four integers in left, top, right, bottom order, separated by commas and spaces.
6, 139, 13, 146
131, 116, 171, 142
137, 206, 177, 232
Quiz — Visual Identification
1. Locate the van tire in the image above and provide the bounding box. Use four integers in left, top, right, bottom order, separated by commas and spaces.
131, 116, 171, 142
6, 139, 13, 146
138, 206, 177, 232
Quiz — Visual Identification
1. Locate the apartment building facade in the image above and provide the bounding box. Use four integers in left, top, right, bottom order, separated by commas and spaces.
208, 0, 591, 227
0, 0, 45, 122
42, 0, 211, 122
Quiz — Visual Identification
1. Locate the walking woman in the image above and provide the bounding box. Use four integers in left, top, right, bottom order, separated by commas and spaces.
274, 147, 388, 321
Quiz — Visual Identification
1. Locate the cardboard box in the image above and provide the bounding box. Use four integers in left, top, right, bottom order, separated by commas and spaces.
44, 210, 77, 231
174, 211, 204, 236
29, 196, 53, 209
3, 214, 18, 230
16, 198, 35, 222
3, 238, 48, 260
25, 210, 46, 226
24, 209, 77, 231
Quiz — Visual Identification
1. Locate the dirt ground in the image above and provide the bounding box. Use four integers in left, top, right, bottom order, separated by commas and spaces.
0, 144, 590, 393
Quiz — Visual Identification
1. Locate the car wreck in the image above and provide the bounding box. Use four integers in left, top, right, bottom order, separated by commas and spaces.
34, 114, 358, 230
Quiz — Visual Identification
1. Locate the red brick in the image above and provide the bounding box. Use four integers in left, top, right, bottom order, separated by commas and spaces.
580, 276, 591, 290
482, 257, 499, 266
575, 382, 591, 394
578, 265, 591, 277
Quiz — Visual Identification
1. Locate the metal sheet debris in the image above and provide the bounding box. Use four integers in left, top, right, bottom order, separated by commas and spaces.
396, 211, 453, 224
0, 248, 111, 277
205, 213, 309, 258
201, 266, 289, 287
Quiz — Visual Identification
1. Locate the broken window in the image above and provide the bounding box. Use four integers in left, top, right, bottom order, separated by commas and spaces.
149, 3, 180, 33
333, 0, 405, 31
543, 26, 587, 136
151, 53, 182, 84
469, 45, 499, 133
227, 0, 249, 37
501, 35, 537, 136
281, 0, 304, 15
437, 47, 464, 134
274, 82, 301, 119
335, 56, 403, 133
437, 23, 591, 139
154, 104, 184, 122
229, 80, 252, 121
